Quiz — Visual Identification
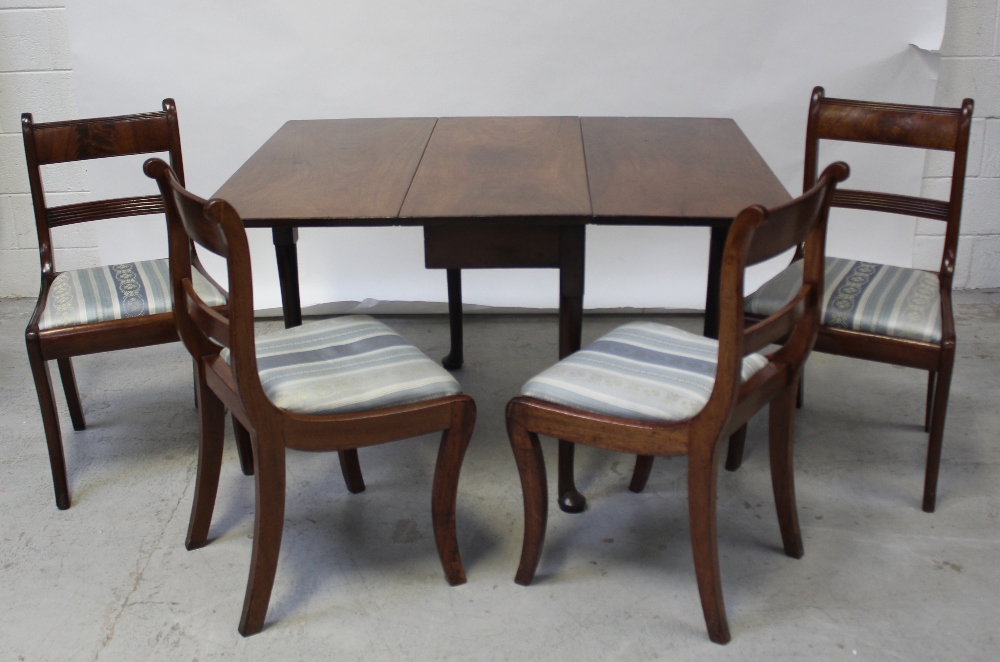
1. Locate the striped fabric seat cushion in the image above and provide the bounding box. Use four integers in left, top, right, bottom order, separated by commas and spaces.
745, 257, 942, 343
221, 315, 461, 415
39, 259, 226, 330
521, 322, 768, 423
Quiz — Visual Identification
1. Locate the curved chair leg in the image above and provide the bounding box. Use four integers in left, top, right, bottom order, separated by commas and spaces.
432, 398, 477, 586
723, 426, 748, 472
233, 415, 255, 477
239, 436, 287, 637
57, 358, 86, 431
186, 374, 227, 550
769, 382, 804, 559
338, 450, 365, 494
507, 404, 549, 586
924, 371, 937, 433
629, 455, 655, 493
27, 341, 70, 510
923, 355, 953, 513
688, 443, 730, 645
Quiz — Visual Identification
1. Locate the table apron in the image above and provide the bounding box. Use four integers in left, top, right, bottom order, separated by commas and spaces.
424, 225, 562, 269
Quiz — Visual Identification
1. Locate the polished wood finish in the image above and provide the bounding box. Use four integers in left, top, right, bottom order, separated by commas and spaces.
508, 163, 848, 644
216, 116, 791, 514
149, 159, 476, 636
582, 117, 791, 224
728, 88, 974, 513
22, 100, 196, 509
215, 118, 436, 225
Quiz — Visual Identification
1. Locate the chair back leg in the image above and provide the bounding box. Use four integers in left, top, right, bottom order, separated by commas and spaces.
338, 449, 366, 494
186, 373, 227, 551
56, 358, 86, 431
923, 354, 954, 513
232, 415, 255, 476
629, 455, 655, 493
769, 378, 804, 558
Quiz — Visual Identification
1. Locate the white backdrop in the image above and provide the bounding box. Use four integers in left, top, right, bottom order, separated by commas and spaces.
64, 1, 946, 311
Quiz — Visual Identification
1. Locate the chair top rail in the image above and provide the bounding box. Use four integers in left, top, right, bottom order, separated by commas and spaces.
26, 111, 172, 164
815, 95, 970, 151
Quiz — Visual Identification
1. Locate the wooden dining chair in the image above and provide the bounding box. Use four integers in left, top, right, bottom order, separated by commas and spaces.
507, 163, 848, 644
731, 87, 974, 513
22, 100, 230, 510
145, 158, 477, 636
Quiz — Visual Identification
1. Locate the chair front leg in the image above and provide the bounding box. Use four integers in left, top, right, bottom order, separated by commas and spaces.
27, 340, 70, 510
688, 442, 730, 644
431, 397, 477, 586
56, 358, 86, 431
768, 380, 804, 559
507, 403, 549, 586
239, 433, 287, 637
186, 373, 228, 550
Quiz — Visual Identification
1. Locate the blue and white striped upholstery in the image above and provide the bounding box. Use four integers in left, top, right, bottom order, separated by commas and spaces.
746, 257, 942, 343
521, 322, 768, 423
39, 259, 226, 330
222, 315, 461, 415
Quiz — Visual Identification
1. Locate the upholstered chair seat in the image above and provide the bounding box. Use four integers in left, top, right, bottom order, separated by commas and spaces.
746, 257, 942, 343
521, 321, 768, 422
221, 315, 461, 415
38, 258, 226, 330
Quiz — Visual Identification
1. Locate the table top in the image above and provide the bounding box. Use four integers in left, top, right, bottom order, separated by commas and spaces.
214, 116, 791, 228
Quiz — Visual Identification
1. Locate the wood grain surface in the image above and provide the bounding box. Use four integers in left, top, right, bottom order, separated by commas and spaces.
215, 118, 436, 225
582, 117, 790, 224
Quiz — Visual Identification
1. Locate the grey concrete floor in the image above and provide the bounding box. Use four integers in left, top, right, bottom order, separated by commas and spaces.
1, 294, 999, 660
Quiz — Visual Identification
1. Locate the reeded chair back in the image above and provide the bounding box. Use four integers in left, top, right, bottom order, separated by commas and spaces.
736, 87, 974, 512
507, 163, 848, 644
146, 159, 476, 636
22, 100, 226, 509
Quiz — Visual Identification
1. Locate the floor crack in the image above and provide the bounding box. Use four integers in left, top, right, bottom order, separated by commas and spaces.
91, 456, 198, 661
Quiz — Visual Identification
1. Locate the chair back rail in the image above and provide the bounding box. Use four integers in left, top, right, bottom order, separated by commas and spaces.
21, 99, 185, 279
707, 162, 848, 423
802, 86, 973, 289
146, 158, 264, 410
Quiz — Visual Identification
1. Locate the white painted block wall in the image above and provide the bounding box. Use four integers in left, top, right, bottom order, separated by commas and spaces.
2, 1, 999, 298
0, 1, 95, 297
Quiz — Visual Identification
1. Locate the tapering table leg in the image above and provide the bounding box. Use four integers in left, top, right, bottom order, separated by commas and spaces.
272, 227, 302, 329
558, 226, 587, 513
442, 269, 464, 370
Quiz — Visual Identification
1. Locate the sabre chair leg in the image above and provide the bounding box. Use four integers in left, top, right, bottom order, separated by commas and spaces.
338, 450, 365, 494
239, 435, 287, 637
508, 404, 549, 586
923, 356, 953, 513
233, 415, 255, 477
924, 371, 937, 433
724, 425, 748, 472
186, 375, 227, 550
27, 341, 70, 510
688, 444, 730, 645
769, 382, 804, 559
57, 358, 86, 431
629, 455, 655, 493
432, 398, 477, 586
